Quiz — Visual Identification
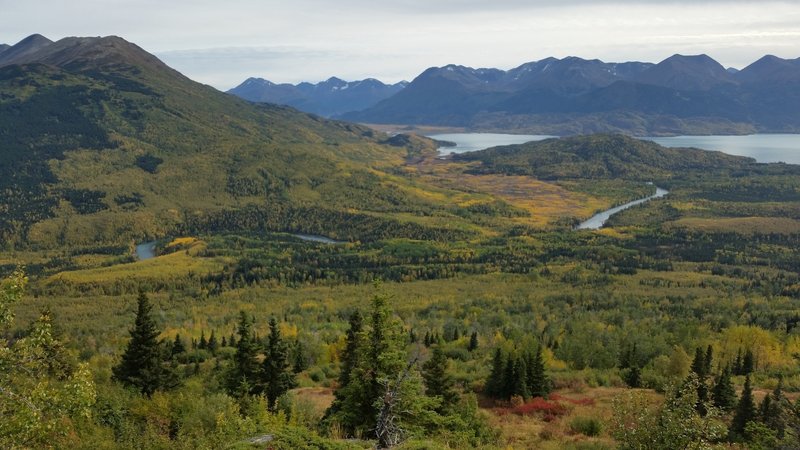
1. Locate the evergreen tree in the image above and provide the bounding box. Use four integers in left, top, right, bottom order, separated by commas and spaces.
409, 328, 417, 344
262, 317, 296, 409
170, 333, 186, 358
423, 330, 431, 347
468, 331, 479, 352
326, 293, 432, 441
512, 356, 531, 400
198, 330, 207, 350
733, 348, 743, 375
422, 346, 459, 412
691, 347, 706, 377
624, 366, 642, 388
528, 345, 550, 398
324, 310, 365, 431
207, 330, 218, 353
703, 345, 713, 375
293, 341, 308, 373
229, 332, 236, 348
228, 311, 260, 396
730, 375, 756, 441
112, 292, 171, 396
221, 336, 227, 347
502, 356, 516, 400
711, 366, 737, 412
763, 378, 787, 438
742, 349, 755, 375
486, 348, 506, 399
690, 347, 710, 415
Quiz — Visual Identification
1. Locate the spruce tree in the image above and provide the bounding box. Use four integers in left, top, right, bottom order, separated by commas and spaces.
703, 345, 713, 375
528, 345, 550, 398
422, 346, 459, 412
326, 292, 431, 440
112, 292, 170, 396
292, 341, 308, 373
733, 348, 743, 375
221, 336, 227, 347
262, 317, 296, 409
468, 331, 479, 352
324, 310, 366, 433
763, 378, 787, 438
228, 311, 260, 396
207, 330, 218, 353
624, 366, 642, 388
742, 349, 755, 375
486, 348, 506, 398
502, 356, 516, 400
512, 356, 531, 400
730, 374, 756, 441
198, 330, 207, 350
171, 333, 186, 358
711, 366, 737, 412
691, 347, 706, 377
690, 346, 709, 415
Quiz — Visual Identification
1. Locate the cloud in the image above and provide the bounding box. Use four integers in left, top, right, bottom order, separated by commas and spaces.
1, 0, 799, 89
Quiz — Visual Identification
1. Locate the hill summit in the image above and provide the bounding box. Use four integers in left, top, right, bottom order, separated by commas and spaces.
0, 34, 458, 249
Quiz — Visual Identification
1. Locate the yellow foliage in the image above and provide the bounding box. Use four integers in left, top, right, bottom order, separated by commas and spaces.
718, 325, 789, 369
279, 322, 298, 339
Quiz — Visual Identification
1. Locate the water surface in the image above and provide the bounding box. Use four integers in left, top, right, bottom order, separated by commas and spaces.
638, 134, 800, 164
577, 187, 669, 230
135, 241, 157, 260
430, 132, 800, 164
430, 133, 554, 154
292, 234, 343, 244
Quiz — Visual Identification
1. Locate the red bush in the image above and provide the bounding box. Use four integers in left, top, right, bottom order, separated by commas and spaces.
511, 397, 568, 421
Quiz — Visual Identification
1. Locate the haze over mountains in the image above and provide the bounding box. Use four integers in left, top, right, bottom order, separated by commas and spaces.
228, 77, 407, 117
339, 54, 800, 135
224, 51, 800, 135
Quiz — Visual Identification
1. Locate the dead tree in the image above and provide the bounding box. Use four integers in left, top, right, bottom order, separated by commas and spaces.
374, 352, 420, 449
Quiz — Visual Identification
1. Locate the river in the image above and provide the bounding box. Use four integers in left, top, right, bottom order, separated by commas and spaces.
576, 187, 669, 230
292, 233, 343, 244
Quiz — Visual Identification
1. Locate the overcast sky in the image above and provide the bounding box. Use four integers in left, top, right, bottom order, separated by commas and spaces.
2, 0, 799, 90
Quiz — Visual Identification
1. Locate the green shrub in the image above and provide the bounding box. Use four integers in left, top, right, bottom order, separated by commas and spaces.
569, 416, 603, 437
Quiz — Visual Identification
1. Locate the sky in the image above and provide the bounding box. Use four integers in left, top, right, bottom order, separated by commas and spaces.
1, 0, 799, 90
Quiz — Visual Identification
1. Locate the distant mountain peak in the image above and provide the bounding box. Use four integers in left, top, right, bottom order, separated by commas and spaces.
228, 75, 407, 117
0, 33, 54, 65
0, 34, 179, 79
634, 53, 734, 90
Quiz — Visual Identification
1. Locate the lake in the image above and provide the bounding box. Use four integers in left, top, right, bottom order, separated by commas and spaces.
430, 133, 556, 154
647, 134, 800, 164
429, 133, 800, 164
135, 241, 157, 260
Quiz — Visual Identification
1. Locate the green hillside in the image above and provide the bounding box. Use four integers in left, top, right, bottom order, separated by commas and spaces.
454, 134, 754, 181
0, 36, 472, 249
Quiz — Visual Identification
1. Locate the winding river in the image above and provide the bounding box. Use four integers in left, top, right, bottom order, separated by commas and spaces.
576, 187, 669, 230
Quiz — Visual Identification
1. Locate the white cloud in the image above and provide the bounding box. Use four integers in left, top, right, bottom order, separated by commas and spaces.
1, 0, 799, 89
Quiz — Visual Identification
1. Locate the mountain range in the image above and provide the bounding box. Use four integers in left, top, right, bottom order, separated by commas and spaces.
0, 34, 471, 249
334, 54, 800, 135
228, 77, 407, 117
